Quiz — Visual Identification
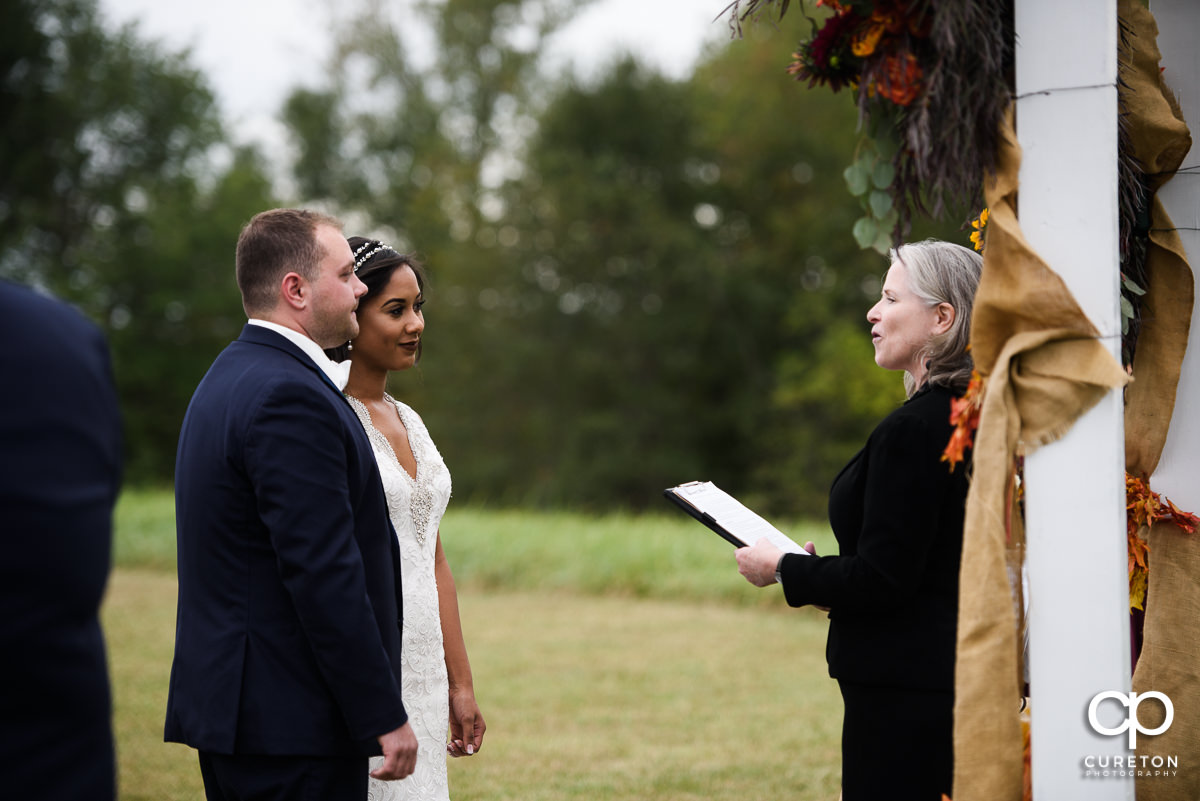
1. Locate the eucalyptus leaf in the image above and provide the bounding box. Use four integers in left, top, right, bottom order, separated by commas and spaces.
1120, 295, 1135, 319
844, 163, 870, 196
853, 216, 878, 249
1122, 276, 1146, 296
869, 190, 893, 218
873, 228, 892, 255
873, 133, 899, 160
872, 161, 895, 189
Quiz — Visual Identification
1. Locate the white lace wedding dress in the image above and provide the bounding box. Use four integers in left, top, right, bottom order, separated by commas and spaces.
347, 394, 454, 801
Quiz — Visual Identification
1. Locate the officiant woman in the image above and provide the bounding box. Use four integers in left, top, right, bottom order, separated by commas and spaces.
734, 239, 982, 801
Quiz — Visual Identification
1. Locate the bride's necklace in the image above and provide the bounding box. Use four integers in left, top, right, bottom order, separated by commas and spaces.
344, 393, 431, 548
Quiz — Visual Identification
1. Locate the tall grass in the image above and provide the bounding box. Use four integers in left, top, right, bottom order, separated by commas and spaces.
112, 488, 178, 569
114, 488, 839, 605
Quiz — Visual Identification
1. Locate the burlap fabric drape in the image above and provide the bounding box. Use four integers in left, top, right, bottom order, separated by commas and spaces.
1122, 0, 1193, 478
1118, 2, 1197, 799
950, 105, 1131, 790
951, 3, 1192, 799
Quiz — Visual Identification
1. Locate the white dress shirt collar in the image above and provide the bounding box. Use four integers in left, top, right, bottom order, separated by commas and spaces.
247, 319, 350, 390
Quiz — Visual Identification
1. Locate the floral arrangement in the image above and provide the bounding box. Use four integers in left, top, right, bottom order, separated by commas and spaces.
787, 0, 930, 105
724, 1, 1151, 367
725, 0, 1015, 252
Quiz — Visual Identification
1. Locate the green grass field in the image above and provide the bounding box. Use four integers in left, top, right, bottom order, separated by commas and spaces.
105, 489, 843, 800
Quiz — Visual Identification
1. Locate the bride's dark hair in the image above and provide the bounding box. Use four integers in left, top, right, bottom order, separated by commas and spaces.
323, 236, 428, 363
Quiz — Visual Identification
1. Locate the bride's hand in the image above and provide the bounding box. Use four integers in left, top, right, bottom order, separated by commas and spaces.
447, 688, 485, 757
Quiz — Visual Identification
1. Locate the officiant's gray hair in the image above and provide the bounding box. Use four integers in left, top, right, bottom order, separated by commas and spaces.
891, 239, 982, 398
236, 208, 342, 315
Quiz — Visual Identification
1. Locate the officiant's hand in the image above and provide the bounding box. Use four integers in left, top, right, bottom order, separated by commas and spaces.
447, 688, 486, 757
373, 722, 419, 780
736, 539, 785, 587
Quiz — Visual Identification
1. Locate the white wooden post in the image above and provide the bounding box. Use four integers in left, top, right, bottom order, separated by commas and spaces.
1015, 1, 1135, 798
1149, 2, 1200, 512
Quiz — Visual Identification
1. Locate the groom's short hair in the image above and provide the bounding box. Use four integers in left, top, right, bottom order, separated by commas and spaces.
235, 208, 343, 315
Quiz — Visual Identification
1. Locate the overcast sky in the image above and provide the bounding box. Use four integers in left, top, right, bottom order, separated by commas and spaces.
98, 0, 733, 151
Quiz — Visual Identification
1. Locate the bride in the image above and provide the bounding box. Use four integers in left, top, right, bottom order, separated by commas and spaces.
330, 237, 485, 800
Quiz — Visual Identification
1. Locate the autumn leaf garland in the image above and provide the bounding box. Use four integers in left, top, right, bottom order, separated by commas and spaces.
941, 370, 1199, 612
1126, 473, 1199, 611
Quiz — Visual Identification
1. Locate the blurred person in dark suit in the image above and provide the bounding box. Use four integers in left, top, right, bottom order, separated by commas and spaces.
0, 279, 123, 801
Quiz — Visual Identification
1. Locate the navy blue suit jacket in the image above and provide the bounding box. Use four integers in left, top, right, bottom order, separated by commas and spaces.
0, 281, 122, 800
165, 324, 407, 756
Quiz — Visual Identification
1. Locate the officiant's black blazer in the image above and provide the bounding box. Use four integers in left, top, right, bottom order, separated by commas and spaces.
0, 280, 123, 801
165, 324, 407, 756
778, 384, 970, 692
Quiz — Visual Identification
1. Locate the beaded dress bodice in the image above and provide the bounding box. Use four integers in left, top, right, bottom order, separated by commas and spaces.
346, 394, 453, 801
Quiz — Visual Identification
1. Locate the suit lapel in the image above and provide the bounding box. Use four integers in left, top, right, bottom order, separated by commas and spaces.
237, 324, 348, 402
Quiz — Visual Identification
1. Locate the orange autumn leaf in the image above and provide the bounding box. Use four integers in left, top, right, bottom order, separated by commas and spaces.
1162, 495, 1200, 533
942, 370, 984, 471
942, 425, 974, 471
1125, 473, 1199, 611
1130, 567, 1149, 613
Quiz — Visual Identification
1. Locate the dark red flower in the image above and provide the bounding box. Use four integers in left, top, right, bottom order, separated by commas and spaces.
787, 8, 865, 93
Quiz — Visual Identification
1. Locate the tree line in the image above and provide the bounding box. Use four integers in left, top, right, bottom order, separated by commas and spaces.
2, 0, 967, 517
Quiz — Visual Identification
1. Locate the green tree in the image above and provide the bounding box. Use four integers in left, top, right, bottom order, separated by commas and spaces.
282, 1, 968, 513
483, 19, 946, 514
281, 0, 596, 502
100, 148, 277, 481
1, 0, 221, 293
687, 22, 906, 514
1, 0, 278, 482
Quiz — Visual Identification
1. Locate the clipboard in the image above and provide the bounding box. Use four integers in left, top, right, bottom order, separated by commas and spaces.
663, 480, 807, 554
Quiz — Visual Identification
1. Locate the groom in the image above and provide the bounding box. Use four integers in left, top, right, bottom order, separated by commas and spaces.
166, 209, 416, 798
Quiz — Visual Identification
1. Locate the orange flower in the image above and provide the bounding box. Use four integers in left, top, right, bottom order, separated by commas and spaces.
970, 208, 989, 252
851, 21, 885, 57
876, 51, 922, 106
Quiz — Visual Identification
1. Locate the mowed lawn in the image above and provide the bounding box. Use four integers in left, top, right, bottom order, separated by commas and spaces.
105, 491, 844, 800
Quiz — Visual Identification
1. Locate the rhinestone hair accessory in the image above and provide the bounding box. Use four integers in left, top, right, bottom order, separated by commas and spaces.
352, 240, 396, 271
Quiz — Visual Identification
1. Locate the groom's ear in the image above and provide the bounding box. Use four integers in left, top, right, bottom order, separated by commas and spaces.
279, 272, 307, 311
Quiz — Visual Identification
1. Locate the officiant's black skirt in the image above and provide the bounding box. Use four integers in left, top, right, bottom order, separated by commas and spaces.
837, 680, 954, 801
